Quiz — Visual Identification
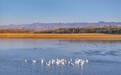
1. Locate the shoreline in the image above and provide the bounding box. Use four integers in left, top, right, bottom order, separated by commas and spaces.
0, 33, 121, 40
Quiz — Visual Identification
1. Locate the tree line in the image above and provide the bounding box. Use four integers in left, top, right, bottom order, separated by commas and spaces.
34, 25, 121, 34
0, 25, 121, 34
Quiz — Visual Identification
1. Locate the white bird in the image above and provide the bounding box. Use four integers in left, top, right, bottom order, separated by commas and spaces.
61, 62, 65, 66
80, 60, 85, 66
24, 59, 27, 63
56, 61, 60, 65
32, 59, 36, 63
56, 59, 60, 65
52, 59, 55, 64
41, 59, 44, 64
46, 61, 51, 66
74, 61, 79, 65
85, 60, 89, 63
70, 59, 73, 62
70, 63, 74, 66
60, 61, 65, 66
68, 61, 71, 64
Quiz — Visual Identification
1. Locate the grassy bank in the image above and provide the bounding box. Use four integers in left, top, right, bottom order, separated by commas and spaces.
0, 33, 121, 40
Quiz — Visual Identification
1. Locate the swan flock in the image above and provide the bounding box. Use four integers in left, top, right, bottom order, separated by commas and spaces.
25, 58, 89, 67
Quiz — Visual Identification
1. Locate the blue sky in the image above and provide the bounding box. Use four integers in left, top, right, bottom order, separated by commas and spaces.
0, 0, 121, 25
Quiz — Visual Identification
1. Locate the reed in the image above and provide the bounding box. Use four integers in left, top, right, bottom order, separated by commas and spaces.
0, 33, 121, 40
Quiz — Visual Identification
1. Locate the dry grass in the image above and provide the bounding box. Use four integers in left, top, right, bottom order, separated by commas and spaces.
0, 33, 121, 40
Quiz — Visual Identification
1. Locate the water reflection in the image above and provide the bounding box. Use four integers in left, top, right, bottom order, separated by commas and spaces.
59, 40, 121, 44
73, 50, 121, 56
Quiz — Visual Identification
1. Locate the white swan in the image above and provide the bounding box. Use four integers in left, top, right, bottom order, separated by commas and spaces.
46, 61, 51, 66
24, 59, 27, 63
52, 59, 56, 64
80, 61, 85, 66
85, 59, 89, 63
32, 59, 36, 63
41, 59, 44, 64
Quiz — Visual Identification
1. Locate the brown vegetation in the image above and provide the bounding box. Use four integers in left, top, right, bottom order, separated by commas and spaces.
0, 33, 121, 40
0, 25, 121, 40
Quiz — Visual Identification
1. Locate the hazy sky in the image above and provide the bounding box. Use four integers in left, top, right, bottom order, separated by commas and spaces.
0, 0, 121, 25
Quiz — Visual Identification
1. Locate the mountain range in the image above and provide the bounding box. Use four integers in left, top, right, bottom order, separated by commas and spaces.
0, 21, 121, 31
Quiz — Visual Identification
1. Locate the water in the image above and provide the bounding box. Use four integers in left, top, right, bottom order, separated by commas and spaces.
0, 39, 121, 75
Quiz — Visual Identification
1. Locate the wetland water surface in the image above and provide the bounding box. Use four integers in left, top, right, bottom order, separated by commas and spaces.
0, 39, 121, 75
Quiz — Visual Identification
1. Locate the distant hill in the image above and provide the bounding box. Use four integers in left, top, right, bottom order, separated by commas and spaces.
0, 22, 121, 32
